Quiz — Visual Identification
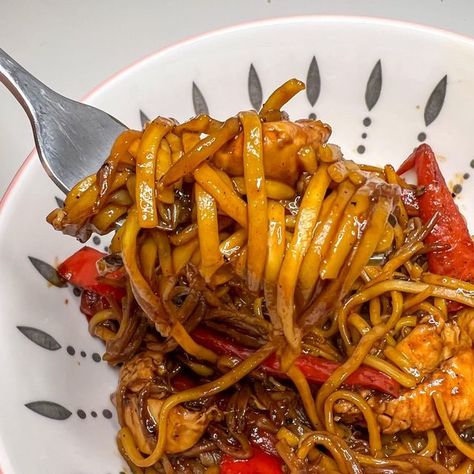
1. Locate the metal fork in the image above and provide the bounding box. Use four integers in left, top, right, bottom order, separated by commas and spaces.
0, 48, 127, 194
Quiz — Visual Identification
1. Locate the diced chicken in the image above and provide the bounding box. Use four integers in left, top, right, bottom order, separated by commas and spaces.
395, 319, 470, 377
119, 351, 166, 392
373, 349, 474, 433
335, 318, 474, 434
213, 120, 331, 184
123, 394, 221, 454
456, 308, 474, 342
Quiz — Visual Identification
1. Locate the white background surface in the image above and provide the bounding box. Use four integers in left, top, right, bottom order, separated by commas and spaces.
1, 0, 473, 197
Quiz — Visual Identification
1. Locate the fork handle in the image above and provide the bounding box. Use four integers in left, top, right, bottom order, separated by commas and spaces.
0, 48, 57, 122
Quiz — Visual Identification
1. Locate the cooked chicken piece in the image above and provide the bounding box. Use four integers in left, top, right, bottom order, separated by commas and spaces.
336, 349, 474, 433
123, 394, 221, 454
119, 351, 166, 392
395, 319, 471, 377
456, 308, 474, 342
373, 349, 474, 433
213, 120, 331, 185
332, 389, 373, 425
335, 319, 474, 434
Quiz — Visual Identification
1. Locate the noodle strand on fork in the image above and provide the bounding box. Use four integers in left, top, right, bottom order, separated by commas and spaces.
239, 111, 268, 291
277, 164, 331, 349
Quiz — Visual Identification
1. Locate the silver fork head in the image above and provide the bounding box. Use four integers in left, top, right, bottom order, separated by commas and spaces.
0, 49, 127, 194
34, 96, 127, 194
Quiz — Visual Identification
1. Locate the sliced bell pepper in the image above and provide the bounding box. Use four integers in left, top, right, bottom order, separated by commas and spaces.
192, 327, 400, 397
58, 246, 125, 301
249, 430, 279, 458
79, 290, 110, 319
398, 144, 474, 310
171, 373, 197, 391
220, 446, 283, 474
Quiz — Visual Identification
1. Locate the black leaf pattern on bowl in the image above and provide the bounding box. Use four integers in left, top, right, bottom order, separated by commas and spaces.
365, 60, 382, 111
192, 82, 209, 115
424, 75, 447, 126
248, 64, 263, 110
306, 56, 321, 106
28, 256, 67, 287
140, 110, 150, 128
25, 401, 72, 420
17, 326, 61, 351
54, 196, 64, 208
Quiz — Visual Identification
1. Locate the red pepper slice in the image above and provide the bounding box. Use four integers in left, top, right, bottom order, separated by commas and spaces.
58, 247, 125, 301
249, 429, 279, 458
220, 446, 283, 474
79, 290, 110, 319
171, 373, 197, 391
398, 144, 474, 310
192, 327, 400, 397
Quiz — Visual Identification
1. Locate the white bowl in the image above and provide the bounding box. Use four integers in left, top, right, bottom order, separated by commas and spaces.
1, 16, 474, 474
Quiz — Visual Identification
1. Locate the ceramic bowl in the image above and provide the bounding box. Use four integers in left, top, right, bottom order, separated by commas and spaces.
1, 16, 474, 474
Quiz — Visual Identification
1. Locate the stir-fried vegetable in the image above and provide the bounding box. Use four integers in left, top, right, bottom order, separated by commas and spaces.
192, 327, 400, 396
398, 144, 474, 310
398, 144, 474, 278
79, 290, 109, 319
220, 446, 283, 474
58, 246, 124, 301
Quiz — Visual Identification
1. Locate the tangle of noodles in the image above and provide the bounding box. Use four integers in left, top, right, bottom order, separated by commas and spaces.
47, 79, 474, 473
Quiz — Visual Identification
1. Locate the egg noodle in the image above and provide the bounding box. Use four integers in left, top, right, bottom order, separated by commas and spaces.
48, 79, 474, 473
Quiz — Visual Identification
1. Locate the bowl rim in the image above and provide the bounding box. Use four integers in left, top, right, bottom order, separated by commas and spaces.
1, 14, 474, 474
1, 15, 473, 216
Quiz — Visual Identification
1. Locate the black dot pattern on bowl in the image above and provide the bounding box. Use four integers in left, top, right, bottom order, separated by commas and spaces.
73, 287, 81, 297
77, 409, 86, 419
363, 117, 372, 127
470, 160, 474, 169
92, 236, 101, 245
66, 346, 75, 356
308, 112, 316, 120
92, 353, 101, 362
417, 132, 427, 142
80, 351, 86, 358
453, 184, 462, 194
357, 145, 366, 154
91, 411, 97, 418
464, 173, 470, 180
361, 133, 367, 139
104, 246, 109, 253
103, 409, 113, 419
